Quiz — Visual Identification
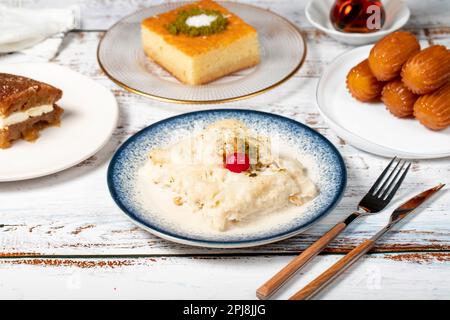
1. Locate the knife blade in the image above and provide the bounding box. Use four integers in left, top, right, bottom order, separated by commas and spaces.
289, 183, 445, 300
386, 183, 445, 229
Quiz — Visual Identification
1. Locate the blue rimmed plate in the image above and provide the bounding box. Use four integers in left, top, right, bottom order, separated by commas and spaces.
108, 110, 346, 248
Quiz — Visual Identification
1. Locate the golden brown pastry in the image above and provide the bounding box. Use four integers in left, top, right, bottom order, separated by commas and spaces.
368, 31, 420, 81
413, 82, 450, 130
381, 79, 418, 118
141, 0, 260, 85
401, 45, 450, 95
346, 59, 384, 102
0, 73, 63, 149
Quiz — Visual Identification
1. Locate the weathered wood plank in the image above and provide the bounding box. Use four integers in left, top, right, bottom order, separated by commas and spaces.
0, 0, 449, 301
1, 28, 449, 256
0, 252, 449, 299
0, 129, 448, 256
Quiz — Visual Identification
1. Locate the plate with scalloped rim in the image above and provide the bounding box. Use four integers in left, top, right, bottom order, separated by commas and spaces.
107, 109, 346, 248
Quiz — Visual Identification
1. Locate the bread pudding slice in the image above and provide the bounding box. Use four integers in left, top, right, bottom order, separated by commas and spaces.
141, 0, 260, 85
0, 73, 63, 149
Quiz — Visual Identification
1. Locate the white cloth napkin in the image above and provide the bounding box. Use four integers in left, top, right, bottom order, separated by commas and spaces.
0, 4, 81, 62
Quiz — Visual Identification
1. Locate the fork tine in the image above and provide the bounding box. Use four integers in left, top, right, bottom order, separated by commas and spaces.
373, 159, 401, 197
368, 157, 397, 194
379, 161, 406, 199
383, 162, 411, 202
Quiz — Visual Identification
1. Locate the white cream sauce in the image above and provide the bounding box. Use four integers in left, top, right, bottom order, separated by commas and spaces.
136, 143, 319, 236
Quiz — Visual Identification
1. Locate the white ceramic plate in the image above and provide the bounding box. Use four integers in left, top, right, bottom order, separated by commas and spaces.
0, 63, 119, 181
317, 45, 450, 159
98, 1, 306, 103
108, 110, 346, 248
306, 0, 410, 45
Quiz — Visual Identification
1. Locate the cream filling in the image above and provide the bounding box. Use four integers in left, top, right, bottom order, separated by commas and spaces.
0, 104, 54, 129
185, 14, 218, 27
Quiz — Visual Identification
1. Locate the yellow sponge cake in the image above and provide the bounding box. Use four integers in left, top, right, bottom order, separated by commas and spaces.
141, 0, 260, 85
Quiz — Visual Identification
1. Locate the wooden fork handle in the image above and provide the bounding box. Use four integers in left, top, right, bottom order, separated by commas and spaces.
256, 221, 347, 300
289, 239, 376, 300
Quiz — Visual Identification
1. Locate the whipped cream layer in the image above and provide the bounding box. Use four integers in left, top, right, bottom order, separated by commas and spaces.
0, 104, 54, 129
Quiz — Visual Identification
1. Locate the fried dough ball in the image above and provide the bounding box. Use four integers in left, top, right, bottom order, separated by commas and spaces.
368, 31, 420, 81
381, 79, 419, 118
401, 45, 450, 95
347, 59, 384, 102
413, 82, 450, 130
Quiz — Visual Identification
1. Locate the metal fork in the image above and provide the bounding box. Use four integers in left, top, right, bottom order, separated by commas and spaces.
256, 157, 411, 300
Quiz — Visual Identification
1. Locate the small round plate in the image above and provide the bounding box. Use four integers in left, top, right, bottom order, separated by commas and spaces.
97, 1, 306, 104
107, 109, 346, 248
306, 0, 410, 45
317, 45, 450, 159
0, 63, 118, 182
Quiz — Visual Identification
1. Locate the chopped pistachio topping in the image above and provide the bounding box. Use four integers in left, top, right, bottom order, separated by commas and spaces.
167, 8, 228, 37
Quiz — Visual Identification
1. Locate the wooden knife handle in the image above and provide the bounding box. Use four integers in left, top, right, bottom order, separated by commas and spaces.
289, 239, 376, 300
256, 222, 347, 300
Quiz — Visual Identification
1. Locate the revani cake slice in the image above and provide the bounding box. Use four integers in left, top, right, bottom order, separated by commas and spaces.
0, 73, 63, 149
141, 0, 260, 85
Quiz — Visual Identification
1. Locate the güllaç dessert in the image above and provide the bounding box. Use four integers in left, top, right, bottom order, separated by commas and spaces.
145, 119, 318, 231
0, 73, 63, 149
141, 0, 260, 85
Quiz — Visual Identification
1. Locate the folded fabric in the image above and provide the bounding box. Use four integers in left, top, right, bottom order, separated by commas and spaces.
0, 4, 80, 62
0, 4, 80, 53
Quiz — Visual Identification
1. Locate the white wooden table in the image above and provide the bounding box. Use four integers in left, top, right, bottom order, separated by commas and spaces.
1, 0, 449, 300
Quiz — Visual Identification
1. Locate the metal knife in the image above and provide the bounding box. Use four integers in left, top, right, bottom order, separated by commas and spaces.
289, 183, 445, 300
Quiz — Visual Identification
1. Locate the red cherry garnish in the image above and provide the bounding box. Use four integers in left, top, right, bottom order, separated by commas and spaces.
224, 153, 250, 173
